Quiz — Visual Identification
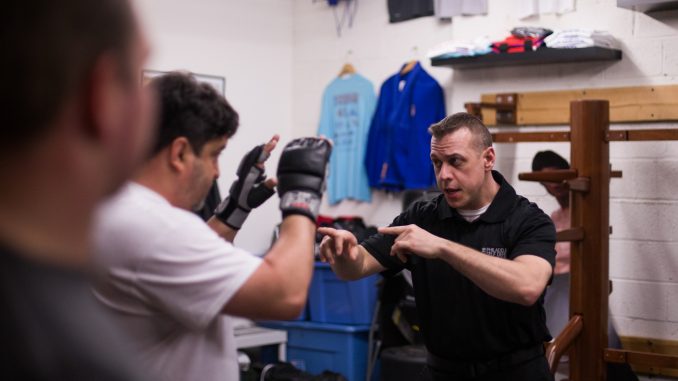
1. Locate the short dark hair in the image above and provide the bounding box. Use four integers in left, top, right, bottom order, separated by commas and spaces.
428, 112, 493, 151
150, 73, 239, 155
532, 150, 569, 171
3, 0, 136, 153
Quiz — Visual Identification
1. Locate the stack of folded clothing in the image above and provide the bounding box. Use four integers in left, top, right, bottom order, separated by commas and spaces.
491, 27, 553, 53
427, 36, 492, 59
544, 29, 617, 49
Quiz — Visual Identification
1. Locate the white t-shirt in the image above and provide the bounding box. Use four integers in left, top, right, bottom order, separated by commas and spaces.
457, 203, 490, 222
92, 182, 262, 381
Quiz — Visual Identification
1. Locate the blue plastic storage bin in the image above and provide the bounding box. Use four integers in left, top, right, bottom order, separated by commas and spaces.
309, 262, 378, 324
259, 320, 371, 381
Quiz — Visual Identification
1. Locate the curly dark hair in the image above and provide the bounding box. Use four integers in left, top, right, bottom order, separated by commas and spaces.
150, 72, 239, 155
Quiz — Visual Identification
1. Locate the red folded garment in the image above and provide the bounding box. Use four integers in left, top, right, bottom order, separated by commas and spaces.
491, 35, 544, 53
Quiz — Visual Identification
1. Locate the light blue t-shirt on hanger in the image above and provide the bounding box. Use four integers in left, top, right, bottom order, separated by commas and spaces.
317, 73, 376, 205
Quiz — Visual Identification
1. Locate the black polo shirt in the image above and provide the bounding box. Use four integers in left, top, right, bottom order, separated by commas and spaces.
362, 170, 556, 362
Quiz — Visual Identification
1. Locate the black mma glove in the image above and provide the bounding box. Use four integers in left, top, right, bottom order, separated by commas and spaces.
277, 137, 332, 222
214, 144, 275, 230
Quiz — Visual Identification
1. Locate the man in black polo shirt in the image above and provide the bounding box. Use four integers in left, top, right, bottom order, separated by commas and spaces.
319, 112, 556, 381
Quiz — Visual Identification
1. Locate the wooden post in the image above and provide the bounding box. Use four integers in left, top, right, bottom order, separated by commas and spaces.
569, 100, 610, 381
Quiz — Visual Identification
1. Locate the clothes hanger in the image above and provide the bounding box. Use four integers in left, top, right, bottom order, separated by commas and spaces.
400, 46, 419, 75
338, 49, 357, 77
338, 63, 357, 77
400, 60, 417, 75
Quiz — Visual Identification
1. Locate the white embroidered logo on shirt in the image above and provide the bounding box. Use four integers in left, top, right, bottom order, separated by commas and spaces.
482, 247, 507, 258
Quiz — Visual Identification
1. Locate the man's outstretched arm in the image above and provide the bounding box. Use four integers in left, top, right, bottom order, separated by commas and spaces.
381, 225, 552, 306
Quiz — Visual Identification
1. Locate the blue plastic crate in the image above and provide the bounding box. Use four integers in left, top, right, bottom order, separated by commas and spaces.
259, 320, 371, 381
309, 262, 378, 324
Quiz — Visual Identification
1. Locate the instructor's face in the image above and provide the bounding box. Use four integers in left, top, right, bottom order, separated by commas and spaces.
430, 128, 493, 210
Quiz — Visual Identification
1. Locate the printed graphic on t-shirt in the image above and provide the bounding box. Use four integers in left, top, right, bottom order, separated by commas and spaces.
333, 92, 360, 152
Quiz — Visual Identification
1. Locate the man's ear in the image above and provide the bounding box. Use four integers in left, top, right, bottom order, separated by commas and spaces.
169, 137, 192, 172
483, 146, 496, 171
83, 52, 122, 145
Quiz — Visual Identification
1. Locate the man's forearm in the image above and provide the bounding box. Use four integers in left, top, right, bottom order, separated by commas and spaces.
264, 215, 316, 304
220, 215, 317, 319
438, 241, 549, 306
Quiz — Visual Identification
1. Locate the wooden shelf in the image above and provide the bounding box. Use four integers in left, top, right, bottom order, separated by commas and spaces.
430, 47, 622, 70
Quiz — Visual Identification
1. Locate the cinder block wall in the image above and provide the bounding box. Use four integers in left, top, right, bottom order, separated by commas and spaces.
291, 1, 678, 372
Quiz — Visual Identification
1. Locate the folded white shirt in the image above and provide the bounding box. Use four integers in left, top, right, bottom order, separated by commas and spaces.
427, 36, 492, 58
544, 29, 617, 49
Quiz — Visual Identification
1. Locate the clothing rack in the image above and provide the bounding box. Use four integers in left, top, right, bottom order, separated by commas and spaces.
493, 100, 678, 380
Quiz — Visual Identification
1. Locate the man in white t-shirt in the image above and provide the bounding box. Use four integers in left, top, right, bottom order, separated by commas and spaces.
92, 72, 331, 381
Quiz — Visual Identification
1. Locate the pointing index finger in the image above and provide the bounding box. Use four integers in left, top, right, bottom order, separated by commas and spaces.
378, 226, 407, 236
317, 227, 337, 236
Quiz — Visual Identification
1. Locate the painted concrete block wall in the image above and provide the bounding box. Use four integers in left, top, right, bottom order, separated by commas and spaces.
291, 0, 678, 353
133, 0, 294, 253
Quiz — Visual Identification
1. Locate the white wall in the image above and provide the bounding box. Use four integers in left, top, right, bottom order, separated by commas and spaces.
133, 0, 678, 355
134, 0, 294, 253
130, 0, 678, 377
291, 0, 678, 351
